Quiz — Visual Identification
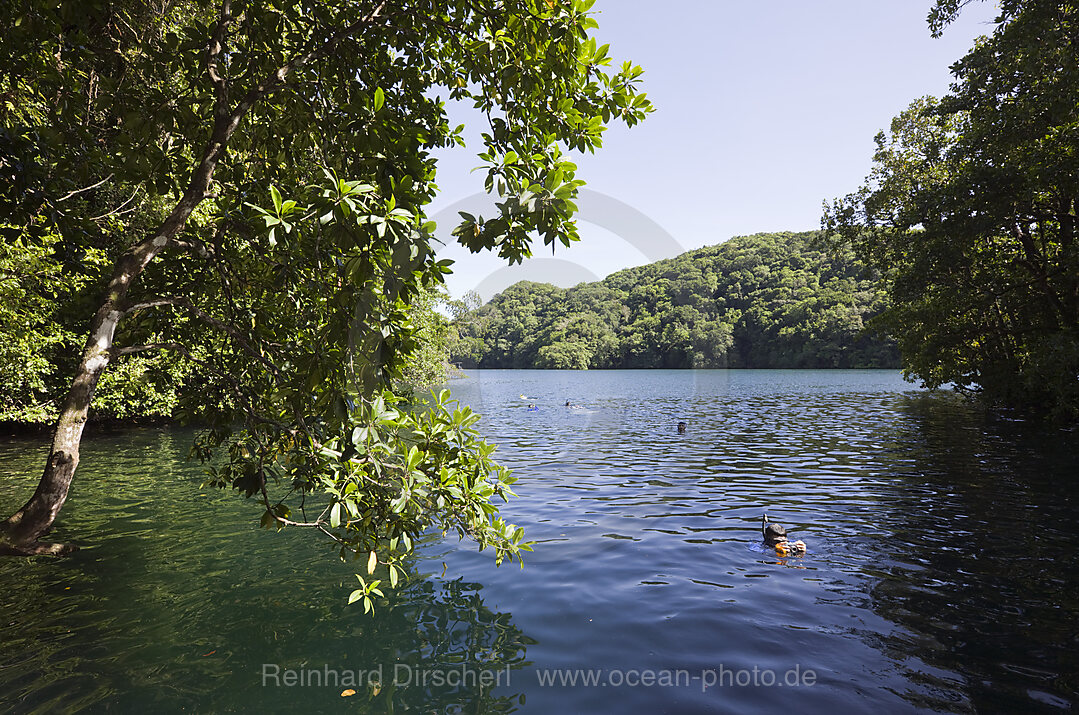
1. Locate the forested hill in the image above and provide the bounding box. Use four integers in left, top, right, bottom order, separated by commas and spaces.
450, 231, 900, 369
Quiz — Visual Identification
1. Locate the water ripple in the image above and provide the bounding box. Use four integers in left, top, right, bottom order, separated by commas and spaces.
2, 371, 1078, 713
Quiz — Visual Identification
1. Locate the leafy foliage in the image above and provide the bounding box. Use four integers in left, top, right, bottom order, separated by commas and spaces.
0, 0, 652, 583
0, 228, 193, 424
826, 1, 1079, 420
396, 289, 455, 393
451, 232, 899, 369
196, 388, 529, 597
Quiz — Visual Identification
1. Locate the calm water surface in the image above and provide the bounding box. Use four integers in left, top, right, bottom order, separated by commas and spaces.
1, 370, 1077, 713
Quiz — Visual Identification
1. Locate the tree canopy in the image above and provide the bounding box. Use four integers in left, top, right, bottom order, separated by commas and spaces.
450, 231, 900, 370
0, 0, 652, 582
826, 0, 1079, 420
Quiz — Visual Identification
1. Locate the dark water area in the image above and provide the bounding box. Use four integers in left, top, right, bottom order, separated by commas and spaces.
1, 369, 1077, 713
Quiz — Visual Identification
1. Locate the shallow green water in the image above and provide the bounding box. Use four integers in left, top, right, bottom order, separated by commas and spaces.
2, 370, 1077, 713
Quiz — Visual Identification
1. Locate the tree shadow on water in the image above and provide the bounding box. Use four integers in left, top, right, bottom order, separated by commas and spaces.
0, 429, 533, 713
0, 563, 533, 713
864, 393, 1079, 713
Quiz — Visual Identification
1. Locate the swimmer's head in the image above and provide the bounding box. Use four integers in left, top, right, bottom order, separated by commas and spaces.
677, 421, 687, 433
763, 522, 788, 546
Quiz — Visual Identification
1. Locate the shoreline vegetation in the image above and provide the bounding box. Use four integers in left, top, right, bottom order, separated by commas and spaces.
3, 0, 1075, 564
449, 231, 901, 371
4, 230, 901, 430
0, 289, 457, 429
0, 416, 178, 437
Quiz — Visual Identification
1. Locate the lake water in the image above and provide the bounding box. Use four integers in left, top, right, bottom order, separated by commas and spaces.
2, 370, 1077, 713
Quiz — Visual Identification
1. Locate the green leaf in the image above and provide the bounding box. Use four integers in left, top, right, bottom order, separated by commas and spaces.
270, 185, 283, 214
373, 87, 385, 111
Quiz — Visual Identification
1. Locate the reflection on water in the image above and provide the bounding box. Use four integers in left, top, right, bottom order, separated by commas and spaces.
0, 428, 529, 713
2, 371, 1077, 713
868, 394, 1079, 712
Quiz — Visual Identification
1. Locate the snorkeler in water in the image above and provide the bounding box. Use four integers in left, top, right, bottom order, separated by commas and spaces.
762, 514, 806, 556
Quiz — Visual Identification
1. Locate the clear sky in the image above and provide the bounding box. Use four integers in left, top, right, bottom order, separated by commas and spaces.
429, 1, 1001, 302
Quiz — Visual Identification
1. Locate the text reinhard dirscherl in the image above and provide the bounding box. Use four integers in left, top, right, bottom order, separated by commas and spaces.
260, 664, 817, 693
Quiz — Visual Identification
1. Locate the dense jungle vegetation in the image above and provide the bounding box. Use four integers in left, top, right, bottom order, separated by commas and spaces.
449, 231, 901, 370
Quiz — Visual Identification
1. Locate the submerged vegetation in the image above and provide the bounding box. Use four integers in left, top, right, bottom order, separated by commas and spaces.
450, 231, 900, 370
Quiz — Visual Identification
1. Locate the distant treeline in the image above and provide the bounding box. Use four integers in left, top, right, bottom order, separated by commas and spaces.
449, 231, 900, 369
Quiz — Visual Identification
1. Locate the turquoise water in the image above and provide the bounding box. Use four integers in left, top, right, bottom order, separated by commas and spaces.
2, 370, 1077, 712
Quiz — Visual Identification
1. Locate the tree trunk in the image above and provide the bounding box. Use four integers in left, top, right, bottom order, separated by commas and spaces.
0, 305, 122, 555
0, 161, 215, 555
0, 1, 380, 556
0, 240, 163, 555
0, 23, 244, 554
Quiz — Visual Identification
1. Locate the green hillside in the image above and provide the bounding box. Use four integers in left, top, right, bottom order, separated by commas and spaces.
450, 231, 900, 369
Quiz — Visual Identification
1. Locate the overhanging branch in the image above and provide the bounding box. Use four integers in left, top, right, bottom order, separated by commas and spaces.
120, 296, 284, 378
111, 340, 297, 435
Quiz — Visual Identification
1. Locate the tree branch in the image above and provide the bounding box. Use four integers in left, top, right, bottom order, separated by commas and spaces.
167, 237, 212, 258
88, 186, 141, 221
56, 174, 114, 202
111, 339, 297, 435
112, 342, 184, 356
123, 297, 183, 315
177, 298, 285, 378
228, 0, 391, 126
117, 295, 284, 378
206, 0, 234, 123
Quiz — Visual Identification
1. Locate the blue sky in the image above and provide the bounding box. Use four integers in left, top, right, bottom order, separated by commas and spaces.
429, 1, 1001, 302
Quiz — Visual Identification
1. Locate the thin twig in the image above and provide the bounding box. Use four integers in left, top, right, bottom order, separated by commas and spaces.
56, 174, 114, 202
88, 186, 141, 221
